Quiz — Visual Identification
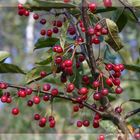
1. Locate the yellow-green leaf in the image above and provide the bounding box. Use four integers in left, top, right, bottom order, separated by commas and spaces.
0, 51, 10, 63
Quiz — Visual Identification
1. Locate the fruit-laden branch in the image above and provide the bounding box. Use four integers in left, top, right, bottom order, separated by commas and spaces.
8, 83, 129, 134
7, 83, 102, 115
124, 107, 140, 119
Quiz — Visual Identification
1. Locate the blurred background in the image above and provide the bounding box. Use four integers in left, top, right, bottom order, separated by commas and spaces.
0, 0, 140, 139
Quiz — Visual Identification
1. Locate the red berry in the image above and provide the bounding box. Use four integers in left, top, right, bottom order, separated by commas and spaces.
49, 120, 56, 128
103, 0, 112, 8
39, 121, 46, 127
65, 59, 73, 67
106, 78, 113, 86
115, 87, 123, 94
95, 24, 102, 31
53, 27, 59, 34
24, 10, 30, 16
113, 78, 120, 86
101, 28, 108, 35
7, 97, 12, 103
47, 29, 52, 37
26, 88, 33, 95
93, 92, 101, 100
105, 64, 113, 71
113, 64, 120, 72
98, 134, 105, 140
40, 117, 47, 124
73, 105, 79, 112
43, 84, 51, 91
101, 88, 109, 96
82, 75, 89, 82
67, 83, 75, 93
40, 71, 47, 77
1, 95, 7, 103
43, 95, 50, 101
119, 64, 125, 71
134, 133, 140, 139
79, 87, 88, 95
92, 37, 100, 44
88, 2, 97, 12
77, 120, 83, 127
79, 54, 85, 62
33, 13, 39, 20
64, 0, 70, 2
40, 19, 46, 24
88, 27, 94, 35
93, 119, 99, 128
18, 3, 23, 9
83, 120, 90, 127
33, 96, 40, 104
40, 29, 46, 36
56, 20, 62, 27
93, 81, 100, 88
49, 116, 55, 122
56, 46, 63, 53
12, 108, 19, 115
115, 106, 122, 113
27, 100, 33, 107
18, 90, 26, 98
51, 88, 58, 96
34, 114, 40, 120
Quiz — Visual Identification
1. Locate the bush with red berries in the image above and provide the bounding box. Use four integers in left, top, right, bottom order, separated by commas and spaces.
0, 0, 140, 139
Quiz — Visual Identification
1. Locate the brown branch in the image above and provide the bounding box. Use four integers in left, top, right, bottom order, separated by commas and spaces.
7, 83, 102, 115
81, 0, 97, 75
124, 108, 140, 119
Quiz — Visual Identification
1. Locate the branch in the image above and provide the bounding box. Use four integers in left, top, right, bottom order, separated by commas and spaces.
124, 108, 140, 119
7, 83, 102, 115
81, 0, 97, 75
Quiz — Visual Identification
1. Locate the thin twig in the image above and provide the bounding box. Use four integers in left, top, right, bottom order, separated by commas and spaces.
124, 108, 140, 119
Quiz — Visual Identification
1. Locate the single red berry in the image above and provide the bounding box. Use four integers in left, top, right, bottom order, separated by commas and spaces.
56, 20, 62, 27
101, 88, 109, 96
95, 24, 102, 31
101, 28, 108, 35
113, 64, 121, 72
40, 29, 46, 36
53, 27, 59, 34
1, 95, 7, 103
113, 78, 120, 86
47, 29, 52, 37
67, 83, 75, 93
33, 13, 39, 20
27, 100, 33, 107
56, 46, 63, 53
88, 2, 97, 12
33, 96, 40, 104
43, 84, 51, 91
93, 119, 99, 128
79, 54, 85, 62
106, 78, 113, 86
7, 97, 12, 103
34, 114, 40, 120
94, 113, 101, 120
93, 81, 100, 88
92, 37, 100, 44
115, 106, 122, 114
40, 117, 47, 124
49, 120, 56, 128
119, 64, 125, 71
82, 75, 89, 82
40, 71, 47, 78
98, 134, 105, 140
79, 87, 88, 95
19, 90, 27, 98
43, 95, 50, 101
18, 9, 25, 16
12, 108, 19, 115
51, 88, 58, 96
18, 3, 23, 9
88, 27, 94, 35
115, 86, 123, 94
93, 92, 101, 100
134, 133, 140, 139
55, 56, 63, 64
24, 10, 30, 16
68, 27, 76, 35
113, 71, 121, 78
40, 18, 46, 24
73, 105, 79, 112
64, 0, 71, 2
65, 59, 73, 67
103, 0, 112, 8
77, 120, 83, 127
39, 121, 46, 127
83, 120, 90, 127
26, 88, 33, 95
105, 64, 113, 71
49, 116, 55, 122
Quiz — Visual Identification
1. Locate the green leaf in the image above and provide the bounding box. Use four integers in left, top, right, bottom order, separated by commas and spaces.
0, 63, 25, 74
25, 0, 76, 11
0, 51, 10, 63
34, 37, 59, 50
104, 18, 124, 51
36, 56, 52, 65
95, 7, 117, 14
25, 66, 52, 84
59, 20, 70, 49
128, 0, 140, 8
112, 8, 128, 32
124, 64, 140, 72
129, 99, 140, 103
